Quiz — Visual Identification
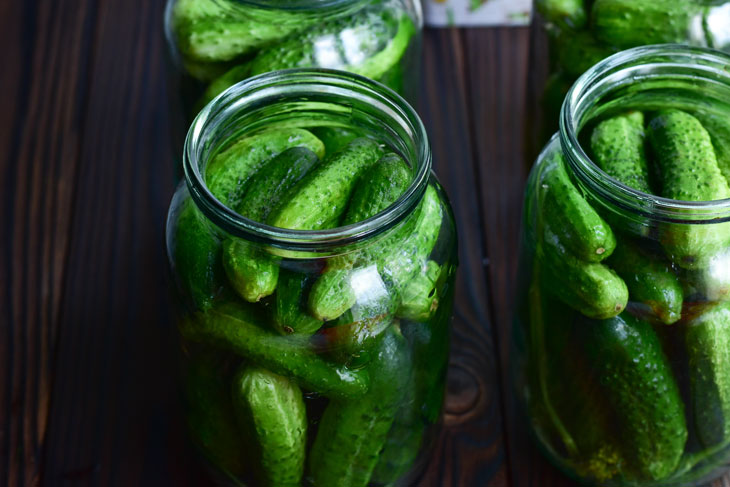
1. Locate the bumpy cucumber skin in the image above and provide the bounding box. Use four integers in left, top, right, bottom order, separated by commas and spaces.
608, 240, 683, 325
308, 327, 410, 487
396, 260, 442, 322
222, 147, 320, 302
172, 198, 224, 311
648, 110, 730, 269
590, 111, 652, 194
310, 127, 359, 157
540, 153, 617, 262
274, 270, 323, 335
591, 0, 704, 49
578, 312, 688, 481
537, 0, 587, 30
539, 223, 628, 320
206, 128, 325, 210
269, 138, 383, 230
308, 153, 411, 321
699, 113, 730, 184
686, 302, 730, 449
180, 300, 369, 399
231, 366, 307, 487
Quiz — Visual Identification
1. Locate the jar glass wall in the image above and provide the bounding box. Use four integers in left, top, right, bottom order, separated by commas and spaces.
165, 69, 457, 487
513, 46, 730, 486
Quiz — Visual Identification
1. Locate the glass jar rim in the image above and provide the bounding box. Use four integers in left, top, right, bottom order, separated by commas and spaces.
221, 0, 365, 12
560, 44, 730, 223
183, 68, 432, 251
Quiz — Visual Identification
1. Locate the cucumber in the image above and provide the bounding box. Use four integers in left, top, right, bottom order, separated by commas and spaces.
309, 185, 442, 321
608, 240, 683, 325
396, 260, 442, 322
206, 128, 325, 210
274, 270, 323, 335
591, 0, 705, 49
537, 0, 587, 30
310, 127, 359, 157
307, 153, 411, 320
268, 137, 383, 230
309, 326, 411, 487
554, 31, 619, 79
248, 8, 415, 83
685, 301, 730, 449
197, 62, 252, 110
589, 111, 652, 194
577, 312, 688, 481
682, 248, 730, 302
231, 366, 307, 487
647, 110, 730, 269
698, 112, 730, 184
539, 222, 628, 319
172, 198, 225, 311
222, 147, 320, 302
540, 153, 616, 262
183, 349, 247, 478
181, 300, 369, 399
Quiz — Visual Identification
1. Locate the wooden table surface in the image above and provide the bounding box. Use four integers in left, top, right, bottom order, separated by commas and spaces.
2, 1, 729, 486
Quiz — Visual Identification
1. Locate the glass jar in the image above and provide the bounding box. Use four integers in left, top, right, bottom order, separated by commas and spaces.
513, 45, 730, 486
531, 0, 730, 144
165, 69, 457, 487
164, 0, 422, 124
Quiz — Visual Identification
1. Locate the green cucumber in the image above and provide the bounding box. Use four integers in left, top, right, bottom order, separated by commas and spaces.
222, 147, 320, 302
247, 8, 415, 83
647, 110, 730, 269
268, 137, 383, 230
206, 128, 325, 210
686, 301, 730, 449
537, 0, 587, 30
310, 127, 360, 157
274, 270, 323, 335
591, 0, 705, 49
682, 248, 730, 302
539, 222, 628, 319
589, 111, 652, 194
608, 240, 683, 325
578, 312, 687, 481
309, 185, 442, 321
698, 113, 730, 183
172, 198, 225, 311
197, 62, 252, 110
396, 260, 442, 322
540, 153, 616, 262
231, 366, 306, 487
309, 326, 410, 487
554, 30, 619, 79
181, 300, 369, 399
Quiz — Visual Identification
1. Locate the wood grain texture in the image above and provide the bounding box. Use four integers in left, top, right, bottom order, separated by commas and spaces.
3, 0, 730, 486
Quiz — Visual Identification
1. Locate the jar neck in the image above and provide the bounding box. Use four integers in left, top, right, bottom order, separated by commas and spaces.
559, 45, 730, 224
219, 0, 369, 15
183, 69, 432, 252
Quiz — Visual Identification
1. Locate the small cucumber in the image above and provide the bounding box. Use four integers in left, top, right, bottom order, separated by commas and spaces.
591, 0, 705, 49
181, 300, 369, 399
309, 185, 442, 321
206, 128, 325, 210
197, 62, 252, 111
682, 248, 730, 302
172, 198, 225, 311
647, 110, 730, 269
554, 30, 619, 79
577, 312, 688, 481
608, 240, 683, 325
231, 366, 307, 487
540, 153, 616, 262
589, 111, 652, 194
537, 0, 587, 30
309, 326, 410, 487
310, 127, 360, 157
222, 147, 320, 302
396, 260, 442, 322
274, 270, 323, 335
315, 310, 393, 365
698, 112, 730, 184
685, 302, 730, 448
268, 137, 383, 230
539, 222, 628, 319
308, 153, 411, 320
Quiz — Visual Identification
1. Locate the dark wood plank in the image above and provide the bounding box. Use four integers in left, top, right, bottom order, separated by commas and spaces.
416, 28, 509, 487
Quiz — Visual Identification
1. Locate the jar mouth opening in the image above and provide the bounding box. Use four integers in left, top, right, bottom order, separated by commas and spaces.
183, 69, 431, 251
560, 44, 730, 223
227, 0, 359, 10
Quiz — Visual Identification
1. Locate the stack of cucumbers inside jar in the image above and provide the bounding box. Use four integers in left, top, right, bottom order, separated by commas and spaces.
164, 0, 422, 120
515, 46, 730, 486
535, 0, 730, 139
165, 71, 457, 486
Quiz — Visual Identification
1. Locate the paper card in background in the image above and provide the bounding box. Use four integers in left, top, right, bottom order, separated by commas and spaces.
423, 0, 533, 27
